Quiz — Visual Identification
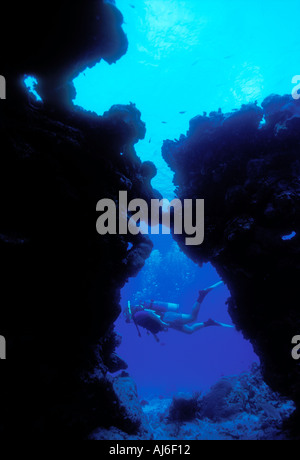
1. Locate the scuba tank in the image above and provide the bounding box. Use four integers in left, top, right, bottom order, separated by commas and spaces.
142, 300, 179, 313
126, 301, 166, 340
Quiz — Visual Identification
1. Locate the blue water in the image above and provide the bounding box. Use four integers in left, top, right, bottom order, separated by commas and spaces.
116, 235, 259, 397
24, 76, 42, 102
72, 0, 300, 398
74, 0, 299, 198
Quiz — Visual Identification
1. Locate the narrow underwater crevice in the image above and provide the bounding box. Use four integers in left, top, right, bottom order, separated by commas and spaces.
115, 233, 259, 396
3, 0, 300, 441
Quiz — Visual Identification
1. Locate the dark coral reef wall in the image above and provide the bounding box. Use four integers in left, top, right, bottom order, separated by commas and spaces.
162, 95, 300, 435
3, 0, 128, 106
0, 1, 155, 439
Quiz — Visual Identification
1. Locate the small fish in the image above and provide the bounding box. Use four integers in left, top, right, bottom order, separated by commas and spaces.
161, 121, 167, 124
129, 3, 135, 8
179, 111, 186, 114
149, 138, 151, 143
192, 59, 200, 66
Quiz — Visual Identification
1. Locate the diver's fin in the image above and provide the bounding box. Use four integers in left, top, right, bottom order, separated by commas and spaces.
205, 280, 224, 290
217, 321, 234, 328
204, 318, 234, 328
214, 319, 234, 328
198, 281, 225, 303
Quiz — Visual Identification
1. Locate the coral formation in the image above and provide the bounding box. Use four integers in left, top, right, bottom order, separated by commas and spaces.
0, 93, 157, 439
0, 1, 157, 439
162, 95, 300, 436
143, 365, 295, 440
168, 392, 201, 423
3, 0, 128, 106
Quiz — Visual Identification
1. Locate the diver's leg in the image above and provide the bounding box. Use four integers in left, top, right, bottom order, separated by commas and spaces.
175, 318, 230, 334
188, 301, 201, 323
168, 298, 204, 325
162, 312, 192, 325
183, 288, 214, 324
177, 323, 205, 334
204, 318, 234, 328
162, 289, 214, 326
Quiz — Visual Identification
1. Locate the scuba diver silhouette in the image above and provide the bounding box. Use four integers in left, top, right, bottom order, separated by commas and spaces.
124, 281, 234, 342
